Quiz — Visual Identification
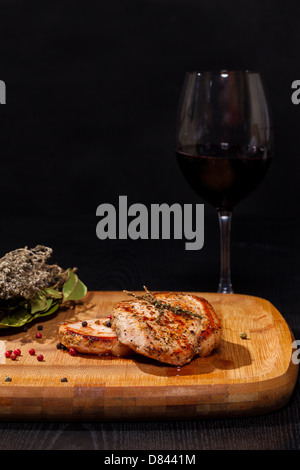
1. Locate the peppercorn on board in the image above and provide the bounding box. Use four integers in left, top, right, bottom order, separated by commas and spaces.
0, 291, 297, 421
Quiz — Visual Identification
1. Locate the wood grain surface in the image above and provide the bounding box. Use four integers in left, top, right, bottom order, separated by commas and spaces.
0, 291, 297, 421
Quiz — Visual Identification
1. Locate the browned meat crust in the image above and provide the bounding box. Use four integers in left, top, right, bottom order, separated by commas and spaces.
111, 292, 221, 366
58, 318, 132, 356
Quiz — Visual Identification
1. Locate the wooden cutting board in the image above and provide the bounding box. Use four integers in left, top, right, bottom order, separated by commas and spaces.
0, 291, 297, 421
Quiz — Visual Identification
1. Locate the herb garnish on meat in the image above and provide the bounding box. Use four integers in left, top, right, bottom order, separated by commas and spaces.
123, 286, 202, 323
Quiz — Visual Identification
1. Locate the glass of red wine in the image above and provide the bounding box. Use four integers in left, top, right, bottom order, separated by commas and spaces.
175, 71, 273, 293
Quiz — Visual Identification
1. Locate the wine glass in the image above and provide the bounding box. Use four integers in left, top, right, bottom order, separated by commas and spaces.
175, 70, 273, 293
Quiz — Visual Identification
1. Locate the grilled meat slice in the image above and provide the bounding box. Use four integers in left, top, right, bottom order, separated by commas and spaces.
58, 318, 132, 356
111, 292, 221, 366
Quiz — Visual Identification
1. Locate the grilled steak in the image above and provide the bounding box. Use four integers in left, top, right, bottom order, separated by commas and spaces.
111, 291, 221, 366
58, 318, 132, 356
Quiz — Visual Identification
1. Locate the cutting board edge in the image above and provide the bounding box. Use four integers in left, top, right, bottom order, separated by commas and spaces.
0, 361, 297, 422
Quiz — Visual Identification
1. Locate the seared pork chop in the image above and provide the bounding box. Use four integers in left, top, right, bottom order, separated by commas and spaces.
112, 291, 221, 366
58, 318, 132, 356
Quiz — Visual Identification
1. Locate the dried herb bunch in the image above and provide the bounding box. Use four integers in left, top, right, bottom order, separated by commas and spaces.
123, 286, 202, 323
0, 245, 87, 328
0, 245, 67, 300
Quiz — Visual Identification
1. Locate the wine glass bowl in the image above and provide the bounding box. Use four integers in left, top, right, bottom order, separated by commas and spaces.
175, 71, 273, 293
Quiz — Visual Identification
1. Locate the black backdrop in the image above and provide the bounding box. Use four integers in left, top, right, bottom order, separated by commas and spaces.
0, 0, 299, 301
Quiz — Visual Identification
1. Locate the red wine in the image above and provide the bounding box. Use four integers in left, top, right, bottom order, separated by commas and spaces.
176, 146, 272, 210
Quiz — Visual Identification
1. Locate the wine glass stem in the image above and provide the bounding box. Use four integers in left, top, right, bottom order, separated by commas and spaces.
217, 209, 233, 294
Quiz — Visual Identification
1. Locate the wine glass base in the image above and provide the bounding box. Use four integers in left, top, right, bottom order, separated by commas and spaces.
217, 284, 234, 294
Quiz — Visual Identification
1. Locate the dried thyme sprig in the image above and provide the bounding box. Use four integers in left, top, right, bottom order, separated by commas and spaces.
0, 245, 87, 329
0, 245, 68, 300
123, 286, 202, 323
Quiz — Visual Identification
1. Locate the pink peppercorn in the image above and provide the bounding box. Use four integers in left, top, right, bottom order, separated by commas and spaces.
36, 333, 42, 339
69, 347, 76, 356
37, 354, 44, 361
29, 348, 35, 355
10, 352, 17, 360
5, 350, 11, 358
14, 349, 21, 356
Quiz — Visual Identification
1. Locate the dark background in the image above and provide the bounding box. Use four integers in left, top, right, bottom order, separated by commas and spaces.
1, 0, 300, 450
0, 0, 299, 299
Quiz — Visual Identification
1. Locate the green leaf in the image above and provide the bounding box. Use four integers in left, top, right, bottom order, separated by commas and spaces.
30, 293, 48, 314
43, 288, 63, 299
0, 268, 87, 328
31, 299, 61, 319
62, 269, 87, 302
0, 308, 32, 328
